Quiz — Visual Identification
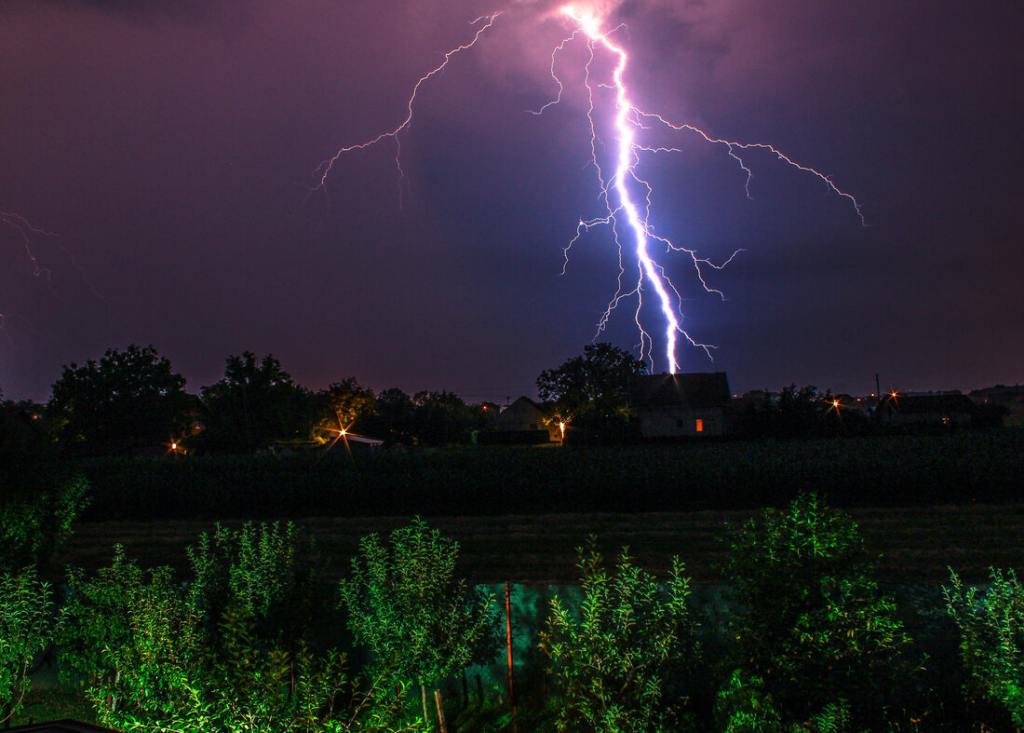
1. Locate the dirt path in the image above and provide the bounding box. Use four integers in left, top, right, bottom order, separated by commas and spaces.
60, 504, 1024, 585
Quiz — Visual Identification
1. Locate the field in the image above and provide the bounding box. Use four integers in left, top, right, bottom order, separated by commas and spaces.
60, 504, 1024, 585
71, 430, 1024, 520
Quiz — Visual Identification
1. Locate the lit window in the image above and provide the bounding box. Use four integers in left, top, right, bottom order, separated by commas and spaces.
695, 419, 704, 433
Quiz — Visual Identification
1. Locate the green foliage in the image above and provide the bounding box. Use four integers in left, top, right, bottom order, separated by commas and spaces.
715, 670, 784, 733
0, 473, 89, 571
339, 519, 498, 712
57, 545, 206, 730
60, 530, 425, 732
0, 567, 52, 726
188, 521, 318, 645
48, 344, 192, 453
722, 493, 912, 728
539, 541, 699, 732
945, 567, 1024, 727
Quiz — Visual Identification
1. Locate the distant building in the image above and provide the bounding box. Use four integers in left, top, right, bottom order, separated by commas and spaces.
874, 391, 976, 427
631, 372, 731, 438
970, 384, 1024, 426
481, 396, 559, 444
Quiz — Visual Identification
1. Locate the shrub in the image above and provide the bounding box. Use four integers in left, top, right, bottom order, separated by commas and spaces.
721, 493, 912, 729
945, 567, 1024, 728
57, 545, 207, 730
339, 518, 498, 727
59, 530, 420, 733
0, 474, 89, 571
539, 541, 700, 732
0, 567, 52, 726
187, 522, 319, 647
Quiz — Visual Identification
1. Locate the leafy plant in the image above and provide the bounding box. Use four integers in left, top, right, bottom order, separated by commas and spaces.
187, 521, 319, 645
339, 518, 498, 727
721, 493, 912, 729
0, 474, 89, 572
945, 567, 1024, 728
539, 540, 700, 732
0, 567, 52, 726
57, 545, 206, 730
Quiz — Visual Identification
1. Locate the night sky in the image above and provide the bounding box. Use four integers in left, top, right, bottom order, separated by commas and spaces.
1, 0, 1021, 403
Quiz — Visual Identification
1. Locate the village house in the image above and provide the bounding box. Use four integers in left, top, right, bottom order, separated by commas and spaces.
484, 396, 560, 443
631, 372, 732, 438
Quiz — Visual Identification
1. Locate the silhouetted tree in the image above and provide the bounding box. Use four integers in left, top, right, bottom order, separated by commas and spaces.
537, 343, 645, 439
311, 378, 376, 443
48, 345, 191, 454
363, 388, 416, 445
412, 390, 472, 445
199, 352, 311, 451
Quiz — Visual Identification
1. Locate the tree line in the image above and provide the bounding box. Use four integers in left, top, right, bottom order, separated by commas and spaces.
3, 345, 499, 455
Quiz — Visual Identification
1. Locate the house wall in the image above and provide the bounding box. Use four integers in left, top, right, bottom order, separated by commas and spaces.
496, 401, 545, 431
638, 407, 726, 438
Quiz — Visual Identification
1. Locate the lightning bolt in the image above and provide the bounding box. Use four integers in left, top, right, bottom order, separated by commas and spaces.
550, 4, 864, 372
316, 5, 865, 374
314, 12, 503, 204
1, 209, 108, 347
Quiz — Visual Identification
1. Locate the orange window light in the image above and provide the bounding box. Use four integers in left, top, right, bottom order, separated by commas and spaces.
695, 419, 704, 433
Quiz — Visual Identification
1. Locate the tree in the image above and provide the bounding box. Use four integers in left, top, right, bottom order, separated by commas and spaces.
339, 519, 498, 728
48, 344, 191, 453
312, 378, 376, 443
364, 388, 416, 445
200, 352, 312, 451
536, 343, 645, 438
0, 568, 52, 727
945, 568, 1024, 729
540, 540, 700, 732
412, 391, 473, 445
718, 494, 913, 730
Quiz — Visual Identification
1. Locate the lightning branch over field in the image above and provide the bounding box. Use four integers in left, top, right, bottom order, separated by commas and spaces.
315, 3, 864, 373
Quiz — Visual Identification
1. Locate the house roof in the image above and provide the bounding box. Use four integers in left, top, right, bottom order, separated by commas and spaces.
632, 372, 731, 409
7, 721, 114, 733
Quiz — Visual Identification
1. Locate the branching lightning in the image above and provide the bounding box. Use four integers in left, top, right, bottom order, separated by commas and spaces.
315, 3, 865, 374
1, 210, 57, 341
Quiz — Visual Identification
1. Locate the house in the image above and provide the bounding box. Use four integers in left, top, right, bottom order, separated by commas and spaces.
631, 372, 731, 438
874, 391, 976, 427
480, 396, 559, 444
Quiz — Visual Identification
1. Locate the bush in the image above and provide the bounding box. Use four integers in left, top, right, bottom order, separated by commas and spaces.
57, 545, 206, 730
59, 530, 424, 732
945, 568, 1024, 728
0, 567, 52, 726
0, 473, 89, 571
339, 518, 498, 727
539, 541, 700, 732
720, 493, 913, 729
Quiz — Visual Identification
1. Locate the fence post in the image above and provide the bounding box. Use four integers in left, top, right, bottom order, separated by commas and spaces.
505, 580, 518, 729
